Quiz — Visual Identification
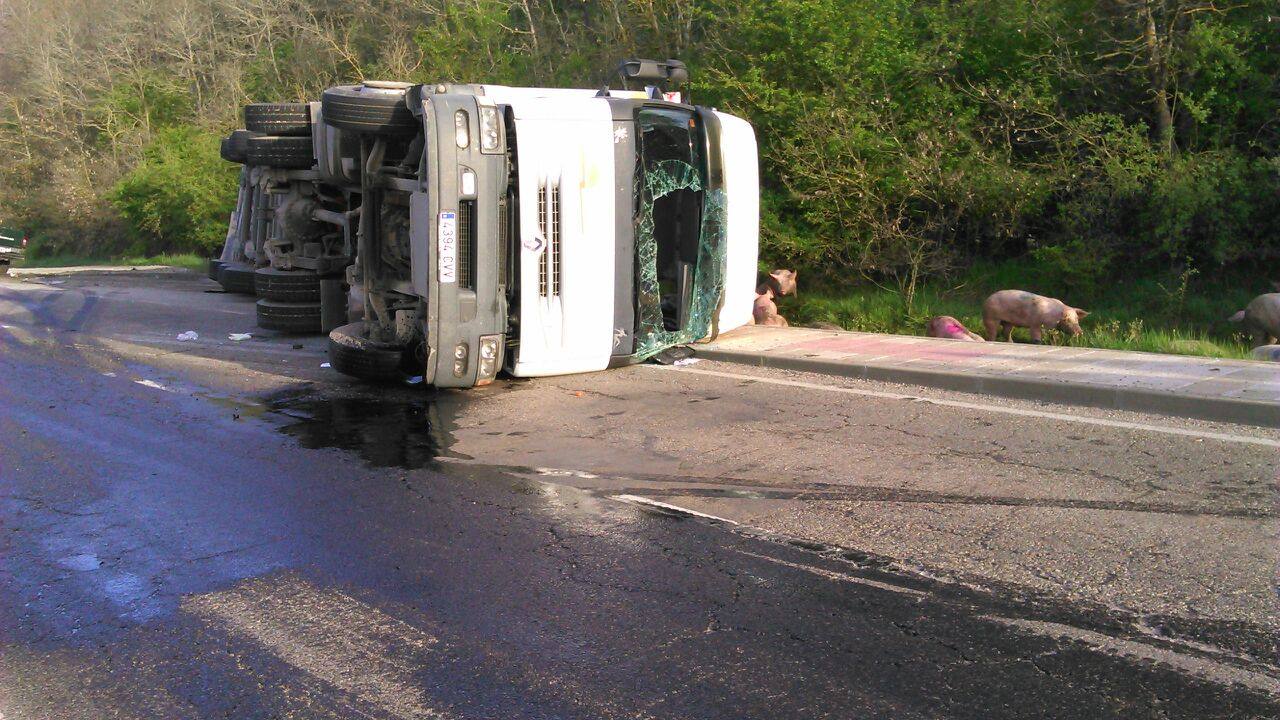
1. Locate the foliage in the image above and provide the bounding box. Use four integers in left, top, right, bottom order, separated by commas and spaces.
0, 0, 1274, 302
109, 127, 241, 255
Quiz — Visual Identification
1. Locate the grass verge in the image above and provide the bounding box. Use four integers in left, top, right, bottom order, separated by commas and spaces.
784, 261, 1259, 360
13, 253, 206, 273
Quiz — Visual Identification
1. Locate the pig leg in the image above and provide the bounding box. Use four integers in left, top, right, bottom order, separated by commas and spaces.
983, 316, 1000, 341
1002, 322, 1014, 342
1029, 325, 1043, 343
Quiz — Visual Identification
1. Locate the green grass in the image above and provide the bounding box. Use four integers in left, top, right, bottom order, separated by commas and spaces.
783, 260, 1259, 360
14, 252, 206, 273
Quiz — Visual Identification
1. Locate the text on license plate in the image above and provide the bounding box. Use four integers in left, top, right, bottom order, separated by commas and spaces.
438, 211, 457, 283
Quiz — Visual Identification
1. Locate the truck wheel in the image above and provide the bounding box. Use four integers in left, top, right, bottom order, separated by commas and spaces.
256, 299, 322, 333
208, 258, 226, 281
218, 262, 257, 294
244, 103, 311, 136
220, 129, 261, 164
254, 267, 322, 302
245, 135, 315, 169
328, 321, 405, 381
321, 83, 418, 136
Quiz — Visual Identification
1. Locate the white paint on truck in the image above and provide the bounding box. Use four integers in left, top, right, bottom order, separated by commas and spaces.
509, 98, 618, 377
714, 111, 760, 336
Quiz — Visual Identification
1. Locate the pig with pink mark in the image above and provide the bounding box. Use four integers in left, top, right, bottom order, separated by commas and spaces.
982, 290, 1089, 342
925, 315, 984, 342
1228, 293, 1280, 348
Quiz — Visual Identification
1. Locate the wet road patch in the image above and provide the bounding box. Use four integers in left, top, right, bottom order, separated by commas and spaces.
267, 391, 463, 469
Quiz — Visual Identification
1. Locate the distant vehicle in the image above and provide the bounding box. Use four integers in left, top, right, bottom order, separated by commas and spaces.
0, 235, 25, 265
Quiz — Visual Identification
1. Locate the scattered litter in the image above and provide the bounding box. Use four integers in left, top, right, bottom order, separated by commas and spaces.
671, 358, 700, 367
227, 333, 252, 342
135, 379, 167, 391
102, 372, 116, 377
404, 375, 424, 385
571, 391, 586, 397
320, 362, 331, 368
176, 330, 199, 341
47, 280, 65, 285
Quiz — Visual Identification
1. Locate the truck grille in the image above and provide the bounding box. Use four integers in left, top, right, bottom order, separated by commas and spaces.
457, 199, 475, 289
537, 179, 560, 297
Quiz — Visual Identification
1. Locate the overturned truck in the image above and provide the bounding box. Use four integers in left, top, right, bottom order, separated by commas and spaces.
217, 60, 760, 387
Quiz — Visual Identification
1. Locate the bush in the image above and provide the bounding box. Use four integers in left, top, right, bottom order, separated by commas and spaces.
109, 127, 240, 256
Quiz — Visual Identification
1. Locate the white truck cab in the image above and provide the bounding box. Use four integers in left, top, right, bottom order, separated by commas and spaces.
323, 60, 759, 386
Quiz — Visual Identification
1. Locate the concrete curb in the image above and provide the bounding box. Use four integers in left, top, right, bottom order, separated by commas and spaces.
5, 265, 191, 278
696, 347, 1280, 429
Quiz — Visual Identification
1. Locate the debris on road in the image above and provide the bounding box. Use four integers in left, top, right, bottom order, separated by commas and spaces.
177, 330, 199, 341
228, 333, 252, 341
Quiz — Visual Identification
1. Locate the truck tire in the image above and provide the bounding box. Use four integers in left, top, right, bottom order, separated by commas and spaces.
207, 258, 226, 281
220, 129, 261, 164
328, 321, 405, 381
321, 83, 417, 136
254, 267, 321, 302
218, 262, 257, 294
244, 103, 311, 136
245, 135, 315, 169
256, 299, 322, 333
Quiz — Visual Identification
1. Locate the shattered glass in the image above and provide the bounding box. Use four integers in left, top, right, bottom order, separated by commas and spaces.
630, 158, 728, 361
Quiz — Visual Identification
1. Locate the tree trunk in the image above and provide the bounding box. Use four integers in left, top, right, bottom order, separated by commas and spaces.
1142, 2, 1175, 159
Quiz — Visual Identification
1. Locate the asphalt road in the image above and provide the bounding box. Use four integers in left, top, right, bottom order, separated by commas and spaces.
0, 272, 1276, 719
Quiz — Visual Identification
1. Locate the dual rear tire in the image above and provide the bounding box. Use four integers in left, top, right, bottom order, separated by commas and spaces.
328, 322, 407, 381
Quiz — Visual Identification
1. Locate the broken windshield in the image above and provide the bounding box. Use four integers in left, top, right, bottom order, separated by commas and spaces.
630, 107, 727, 361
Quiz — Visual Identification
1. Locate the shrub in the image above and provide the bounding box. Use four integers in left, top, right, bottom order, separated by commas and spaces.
109, 127, 240, 256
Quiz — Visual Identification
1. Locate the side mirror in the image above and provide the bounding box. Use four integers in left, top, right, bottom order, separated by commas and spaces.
615, 58, 690, 90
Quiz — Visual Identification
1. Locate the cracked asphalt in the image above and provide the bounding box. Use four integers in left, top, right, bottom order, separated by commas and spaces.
0, 271, 1277, 718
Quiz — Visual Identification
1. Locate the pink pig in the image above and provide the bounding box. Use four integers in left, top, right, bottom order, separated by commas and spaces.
926, 315, 984, 342
982, 290, 1089, 342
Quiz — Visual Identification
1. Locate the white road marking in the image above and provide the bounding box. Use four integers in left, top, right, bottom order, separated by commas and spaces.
661, 366, 1280, 448
986, 616, 1280, 695
611, 494, 740, 525
732, 548, 927, 598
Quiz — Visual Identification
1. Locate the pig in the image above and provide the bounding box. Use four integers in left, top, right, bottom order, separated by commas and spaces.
1251, 345, 1280, 362
982, 290, 1089, 342
757, 269, 798, 298
1228, 293, 1280, 347
926, 315, 984, 342
752, 285, 789, 326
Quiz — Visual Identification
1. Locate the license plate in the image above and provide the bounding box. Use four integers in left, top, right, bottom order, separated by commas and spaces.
438, 211, 457, 283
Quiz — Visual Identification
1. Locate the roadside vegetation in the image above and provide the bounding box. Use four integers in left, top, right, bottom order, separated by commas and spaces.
12, 253, 206, 273
786, 260, 1256, 358
0, 1, 1274, 357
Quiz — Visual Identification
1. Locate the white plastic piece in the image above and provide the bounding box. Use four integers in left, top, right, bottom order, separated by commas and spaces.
176, 331, 199, 341
228, 333, 252, 341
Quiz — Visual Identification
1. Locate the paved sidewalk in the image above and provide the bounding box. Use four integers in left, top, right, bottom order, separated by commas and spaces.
697, 326, 1280, 427
4, 265, 189, 278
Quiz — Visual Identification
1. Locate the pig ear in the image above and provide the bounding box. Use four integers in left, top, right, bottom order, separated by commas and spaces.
1075, 308, 1090, 319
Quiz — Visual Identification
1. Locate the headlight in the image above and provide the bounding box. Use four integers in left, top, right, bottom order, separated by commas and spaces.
477, 335, 502, 385
453, 342, 468, 377
454, 110, 470, 149
478, 105, 501, 152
